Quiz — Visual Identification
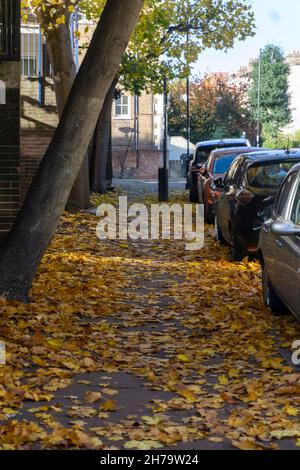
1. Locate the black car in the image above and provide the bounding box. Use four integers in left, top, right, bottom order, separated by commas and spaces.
187, 138, 250, 202
215, 150, 300, 261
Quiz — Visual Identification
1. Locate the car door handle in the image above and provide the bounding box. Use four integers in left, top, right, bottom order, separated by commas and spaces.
262, 226, 269, 234
276, 239, 283, 248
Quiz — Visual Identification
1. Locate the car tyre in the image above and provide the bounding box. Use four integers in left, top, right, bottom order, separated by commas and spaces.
230, 229, 246, 262
189, 187, 198, 203
204, 204, 215, 225
262, 265, 287, 315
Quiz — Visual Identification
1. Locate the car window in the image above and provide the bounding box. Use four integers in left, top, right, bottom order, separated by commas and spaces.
275, 171, 299, 218
247, 162, 294, 189
212, 154, 241, 174
290, 177, 300, 225
224, 158, 242, 185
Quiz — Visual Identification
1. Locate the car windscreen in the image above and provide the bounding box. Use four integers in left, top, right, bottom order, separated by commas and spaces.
213, 153, 241, 174
246, 161, 300, 191
195, 143, 247, 164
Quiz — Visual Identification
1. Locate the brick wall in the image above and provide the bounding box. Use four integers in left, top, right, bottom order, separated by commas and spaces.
113, 148, 162, 179
20, 131, 53, 200
21, 77, 58, 131
112, 93, 163, 179
0, 61, 20, 241
20, 77, 56, 200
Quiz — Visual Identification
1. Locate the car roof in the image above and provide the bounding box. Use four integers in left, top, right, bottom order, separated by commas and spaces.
195, 138, 249, 148
239, 149, 300, 165
209, 146, 261, 157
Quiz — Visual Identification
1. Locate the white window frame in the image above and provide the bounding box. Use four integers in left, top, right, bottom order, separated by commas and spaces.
114, 95, 131, 119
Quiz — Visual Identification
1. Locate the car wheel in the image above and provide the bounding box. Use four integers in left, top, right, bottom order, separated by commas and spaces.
230, 228, 246, 262
189, 187, 198, 203
215, 215, 226, 245
204, 204, 215, 225
262, 265, 287, 315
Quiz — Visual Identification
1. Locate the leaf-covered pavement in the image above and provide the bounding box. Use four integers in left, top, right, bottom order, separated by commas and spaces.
1, 188, 300, 450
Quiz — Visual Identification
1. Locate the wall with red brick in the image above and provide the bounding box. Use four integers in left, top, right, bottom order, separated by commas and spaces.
0, 61, 20, 241
113, 148, 162, 179
111, 93, 163, 179
20, 132, 53, 200
20, 77, 56, 200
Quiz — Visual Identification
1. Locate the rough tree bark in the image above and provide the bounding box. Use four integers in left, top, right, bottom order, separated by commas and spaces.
90, 77, 117, 193
45, 20, 90, 209
45, 23, 76, 117
0, 0, 144, 302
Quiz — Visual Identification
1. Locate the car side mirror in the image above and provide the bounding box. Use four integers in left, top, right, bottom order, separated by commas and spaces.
271, 221, 300, 237
196, 163, 204, 169
212, 177, 223, 190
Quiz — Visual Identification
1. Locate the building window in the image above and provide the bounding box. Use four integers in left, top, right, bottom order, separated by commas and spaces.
0, 0, 20, 60
114, 95, 131, 119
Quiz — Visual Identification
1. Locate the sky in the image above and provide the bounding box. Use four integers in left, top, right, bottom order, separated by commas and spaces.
193, 0, 300, 76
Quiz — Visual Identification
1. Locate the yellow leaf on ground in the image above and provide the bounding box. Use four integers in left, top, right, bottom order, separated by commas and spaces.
84, 392, 102, 404
100, 400, 117, 412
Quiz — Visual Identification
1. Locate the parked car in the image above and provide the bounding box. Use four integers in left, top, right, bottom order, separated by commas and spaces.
187, 138, 251, 202
215, 150, 300, 261
259, 164, 300, 319
197, 147, 259, 224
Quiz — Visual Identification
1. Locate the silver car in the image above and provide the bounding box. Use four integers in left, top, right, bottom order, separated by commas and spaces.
259, 163, 300, 319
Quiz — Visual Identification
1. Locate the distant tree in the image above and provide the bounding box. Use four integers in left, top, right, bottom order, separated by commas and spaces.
169, 73, 255, 143
264, 129, 300, 149
168, 79, 215, 143
249, 44, 292, 140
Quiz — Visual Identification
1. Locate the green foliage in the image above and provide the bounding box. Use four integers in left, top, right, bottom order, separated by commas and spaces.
24, 1, 255, 96
264, 129, 300, 150
168, 74, 255, 143
119, 0, 256, 95
249, 44, 292, 140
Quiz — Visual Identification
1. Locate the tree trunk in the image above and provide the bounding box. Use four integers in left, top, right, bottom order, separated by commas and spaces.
0, 0, 144, 302
90, 78, 117, 193
67, 156, 91, 209
46, 21, 90, 209
45, 23, 76, 117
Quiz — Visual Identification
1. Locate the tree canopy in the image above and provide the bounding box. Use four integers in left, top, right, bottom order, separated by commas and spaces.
22, 1, 255, 96
249, 44, 292, 140
119, 0, 256, 95
169, 73, 255, 143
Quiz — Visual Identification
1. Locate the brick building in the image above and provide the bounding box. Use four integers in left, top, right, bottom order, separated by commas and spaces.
20, 19, 165, 202
0, 0, 20, 241
112, 93, 164, 179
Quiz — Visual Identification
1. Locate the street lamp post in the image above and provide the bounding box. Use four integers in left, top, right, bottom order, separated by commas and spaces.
256, 49, 262, 147
186, 28, 191, 161
158, 76, 169, 202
